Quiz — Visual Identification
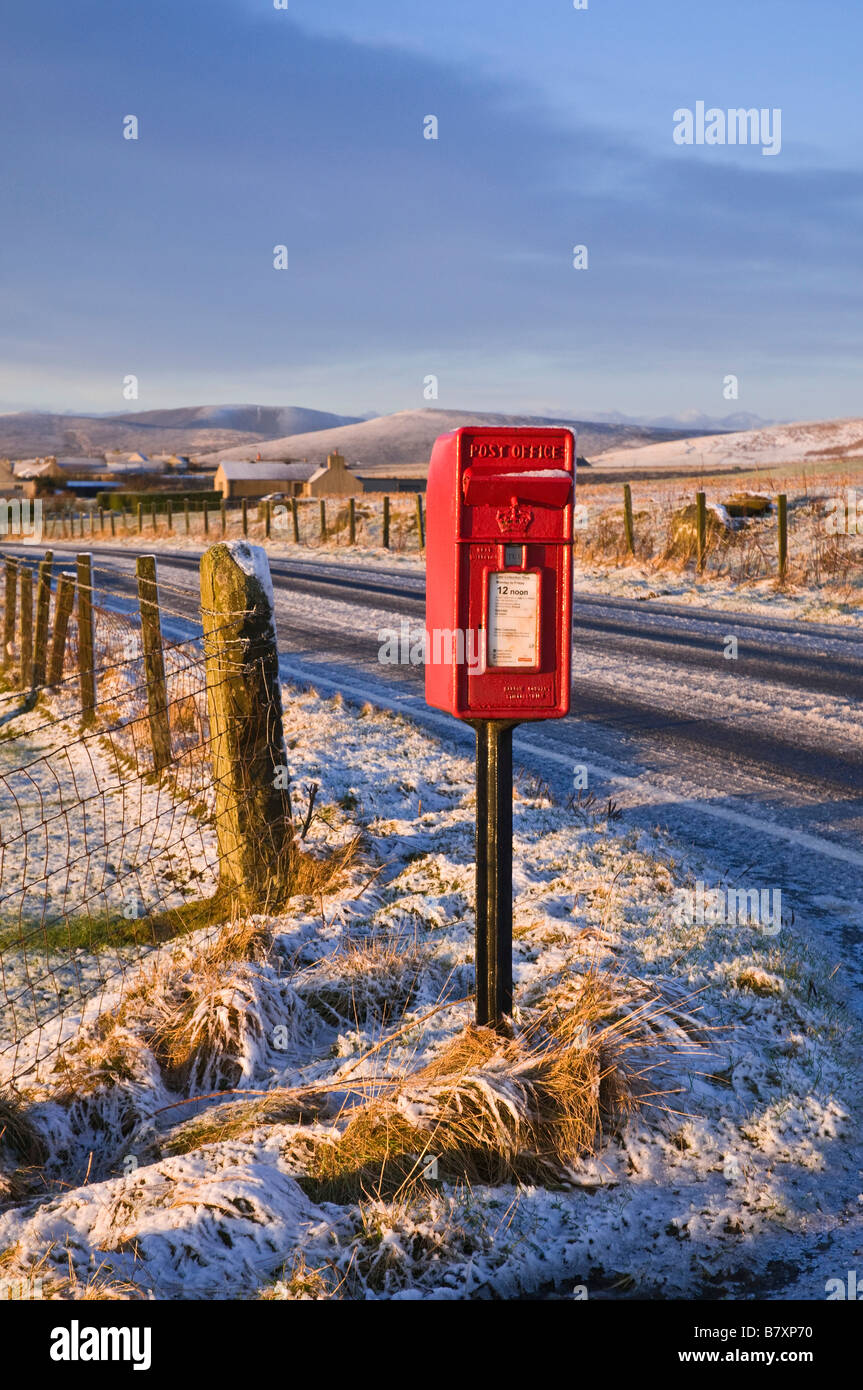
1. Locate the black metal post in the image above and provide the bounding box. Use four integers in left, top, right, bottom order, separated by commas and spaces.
473, 719, 518, 1029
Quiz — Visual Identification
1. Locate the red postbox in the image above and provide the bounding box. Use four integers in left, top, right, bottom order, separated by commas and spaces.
424, 425, 576, 1029
425, 426, 575, 719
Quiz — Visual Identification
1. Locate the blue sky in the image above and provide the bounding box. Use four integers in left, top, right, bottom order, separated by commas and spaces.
1, 0, 860, 421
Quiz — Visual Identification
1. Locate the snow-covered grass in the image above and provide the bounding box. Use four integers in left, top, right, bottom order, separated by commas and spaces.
571, 468, 863, 625
0, 685, 854, 1300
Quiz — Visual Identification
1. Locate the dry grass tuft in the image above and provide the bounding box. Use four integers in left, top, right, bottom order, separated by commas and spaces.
118, 917, 283, 1093
297, 936, 427, 1028
50, 1018, 150, 1101
661, 504, 729, 564
200, 916, 273, 967
261, 1253, 342, 1300
287, 833, 365, 900
0, 1093, 47, 1207
163, 1089, 329, 1156
44, 1261, 151, 1300
144, 961, 264, 1092
303, 983, 639, 1202
0, 1091, 47, 1165
735, 966, 785, 997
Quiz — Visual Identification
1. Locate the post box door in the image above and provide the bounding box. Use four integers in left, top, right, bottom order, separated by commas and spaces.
425, 426, 575, 721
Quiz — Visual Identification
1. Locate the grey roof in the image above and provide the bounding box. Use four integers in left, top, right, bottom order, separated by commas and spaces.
216, 461, 316, 481
56, 458, 107, 471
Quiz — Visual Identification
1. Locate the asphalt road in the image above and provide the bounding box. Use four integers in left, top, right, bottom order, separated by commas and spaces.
6, 542, 863, 1003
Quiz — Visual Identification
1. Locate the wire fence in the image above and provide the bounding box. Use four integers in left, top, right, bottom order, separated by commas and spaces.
38, 492, 427, 553
0, 551, 246, 1081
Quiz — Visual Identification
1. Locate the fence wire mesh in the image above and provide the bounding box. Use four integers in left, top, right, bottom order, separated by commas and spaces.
0, 551, 261, 1082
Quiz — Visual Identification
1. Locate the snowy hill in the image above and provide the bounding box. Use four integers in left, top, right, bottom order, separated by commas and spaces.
0, 405, 360, 459
202, 408, 712, 475
592, 416, 863, 473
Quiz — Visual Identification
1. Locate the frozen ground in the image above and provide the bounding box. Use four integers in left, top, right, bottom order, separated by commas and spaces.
0, 685, 859, 1300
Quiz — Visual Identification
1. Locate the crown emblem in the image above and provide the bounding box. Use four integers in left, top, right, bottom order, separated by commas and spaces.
495, 499, 533, 534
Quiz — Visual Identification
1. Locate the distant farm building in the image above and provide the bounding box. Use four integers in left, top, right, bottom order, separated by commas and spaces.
214, 461, 314, 500
12, 457, 62, 482
214, 451, 363, 501
10, 453, 187, 495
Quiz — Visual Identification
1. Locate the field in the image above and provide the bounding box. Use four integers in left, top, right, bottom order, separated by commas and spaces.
0, 681, 854, 1299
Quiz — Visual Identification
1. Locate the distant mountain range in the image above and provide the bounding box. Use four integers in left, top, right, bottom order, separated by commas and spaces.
586, 409, 782, 432
0, 404, 361, 459
0, 402, 803, 477
200, 407, 718, 475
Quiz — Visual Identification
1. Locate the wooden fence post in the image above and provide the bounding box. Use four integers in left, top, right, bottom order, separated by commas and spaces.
623, 482, 635, 555
264, 499, 271, 539
777, 493, 788, 579
221, 499, 227, 536
696, 492, 707, 573
203, 499, 209, 536
31, 551, 54, 690
150, 502, 157, 533
348, 497, 356, 545
137, 503, 143, 534
242, 498, 248, 536
184, 498, 190, 535
200, 541, 293, 910
415, 493, 425, 549
291, 497, 299, 543
48, 572, 76, 686
3, 557, 17, 668
136, 554, 172, 772
167, 499, 173, 532
319, 499, 326, 541
99, 507, 105, 535
76, 553, 96, 723
109, 509, 116, 538
19, 566, 33, 687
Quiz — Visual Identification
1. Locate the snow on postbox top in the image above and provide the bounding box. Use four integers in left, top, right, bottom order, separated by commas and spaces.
425, 426, 575, 722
